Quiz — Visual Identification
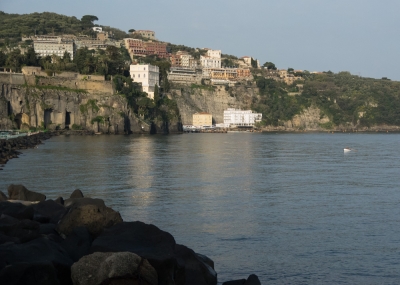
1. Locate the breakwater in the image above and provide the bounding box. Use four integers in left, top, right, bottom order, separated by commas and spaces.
0, 131, 52, 167
0, 184, 261, 285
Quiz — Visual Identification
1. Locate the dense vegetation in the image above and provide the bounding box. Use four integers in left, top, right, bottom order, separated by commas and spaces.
0, 11, 129, 44
253, 71, 400, 128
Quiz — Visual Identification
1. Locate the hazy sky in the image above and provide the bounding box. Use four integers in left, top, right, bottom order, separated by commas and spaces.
1, 0, 399, 80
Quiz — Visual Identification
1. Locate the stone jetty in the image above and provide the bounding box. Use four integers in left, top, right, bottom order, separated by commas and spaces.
0, 132, 52, 167
0, 184, 261, 285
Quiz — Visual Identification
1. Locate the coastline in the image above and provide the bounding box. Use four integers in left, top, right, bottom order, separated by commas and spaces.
0, 185, 260, 284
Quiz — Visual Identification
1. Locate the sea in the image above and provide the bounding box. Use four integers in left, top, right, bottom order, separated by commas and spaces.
1, 132, 400, 284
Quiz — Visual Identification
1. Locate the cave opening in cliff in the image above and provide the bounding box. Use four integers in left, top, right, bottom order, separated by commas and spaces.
44, 109, 53, 129
14, 114, 22, 129
65, 111, 71, 129
7, 101, 12, 117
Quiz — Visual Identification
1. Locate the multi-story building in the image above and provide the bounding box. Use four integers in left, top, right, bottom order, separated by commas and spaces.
124, 39, 169, 58
193, 112, 212, 127
129, 64, 160, 99
202, 67, 250, 80
133, 30, 156, 40
168, 67, 202, 84
223, 108, 262, 127
200, 49, 221, 68
33, 36, 74, 60
241, 56, 260, 68
170, 51, 197, 68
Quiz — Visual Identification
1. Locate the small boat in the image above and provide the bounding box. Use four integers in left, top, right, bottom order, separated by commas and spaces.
344, 147, 352, 153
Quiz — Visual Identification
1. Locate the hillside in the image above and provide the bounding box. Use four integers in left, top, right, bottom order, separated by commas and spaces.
1, 11, 400, 131
0, 11, 129, 43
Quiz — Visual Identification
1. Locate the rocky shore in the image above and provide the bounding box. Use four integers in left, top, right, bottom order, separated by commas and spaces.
0, 185, 261, 285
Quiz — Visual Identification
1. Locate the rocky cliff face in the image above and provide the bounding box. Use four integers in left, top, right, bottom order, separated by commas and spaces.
0, 83, 151, 134
284, 106, 330, 130
169, 83, 258, 124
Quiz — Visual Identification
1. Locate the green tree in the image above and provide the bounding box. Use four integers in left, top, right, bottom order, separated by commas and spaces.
0, 51, 7, 66
24, 47, 38, 66
128, 29, 135, 33
263, 62, 277, 70
81, 15, 98, 28
6, 49, 22, 72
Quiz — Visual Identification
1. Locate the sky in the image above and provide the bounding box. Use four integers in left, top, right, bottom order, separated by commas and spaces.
1, 0, 400, 80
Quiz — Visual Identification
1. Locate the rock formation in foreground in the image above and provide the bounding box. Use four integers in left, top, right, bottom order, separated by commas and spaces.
0, 184, 261, 284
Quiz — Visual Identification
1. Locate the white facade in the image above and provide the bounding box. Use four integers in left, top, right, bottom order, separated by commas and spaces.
200, 49, 221, 68
92, 27, 103, 32
33, 37, 74, 60
130, 64, 160, 99
223, 108, 262, 127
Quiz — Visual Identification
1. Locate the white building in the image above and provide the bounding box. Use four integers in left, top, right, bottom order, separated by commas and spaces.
92, 27, 103, 32
200, 49, 221, 68
129, 64, 160, 99
33, 36, 74, 60
223, 108, 262, 127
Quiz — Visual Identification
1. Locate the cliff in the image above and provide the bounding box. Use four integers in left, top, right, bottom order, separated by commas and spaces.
0, 73, 181, 134
169, 82, 258, 124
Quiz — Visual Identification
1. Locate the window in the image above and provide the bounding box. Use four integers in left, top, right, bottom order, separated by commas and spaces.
138, 74, 140, 78
144, 74, 146, 78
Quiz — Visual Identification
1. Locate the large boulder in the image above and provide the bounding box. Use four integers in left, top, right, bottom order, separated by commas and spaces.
0, 191, 7, 201
70, 189, 84, 199
0, 237, 74, 285
0, 262, 60, 285
71, 252, 157, 285
56, 198, 122, 237
91, 221, 217, 285
8, 184, 46, 202
0, 214, 40, 244
60, 227, 92, 262
0, 201, 34, 220
223, 275, 261, 285
91, 221, 178, 285
33, 200, 67, 224
174, 244, 217, 285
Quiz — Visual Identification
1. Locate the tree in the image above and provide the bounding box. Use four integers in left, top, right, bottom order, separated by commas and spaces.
288, 68, 294, 73
0, 51, 7, 66
153, 84, 159, 105
263, 62, 277, 70
128, 29, 136, 33
24, 47, 38, 66
81, 15, 98, 28
251, 57, 258, 68
6, 49, 22, 72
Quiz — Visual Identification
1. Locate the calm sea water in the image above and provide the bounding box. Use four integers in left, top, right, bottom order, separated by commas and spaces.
1, 133, 400, 284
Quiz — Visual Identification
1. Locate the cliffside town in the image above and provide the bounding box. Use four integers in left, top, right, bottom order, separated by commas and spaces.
2, 12, 400, 133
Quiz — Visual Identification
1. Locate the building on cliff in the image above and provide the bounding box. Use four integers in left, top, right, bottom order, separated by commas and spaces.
200, 49, 221, 68
168, 67, 202, 84
131, 30, 156, 40
193, 112, 212, 127
33, 36, 74, 60
124, 38, 169, 59
130, 64, 160, 99
223, 108, 262, 127
170, 51, 198, 68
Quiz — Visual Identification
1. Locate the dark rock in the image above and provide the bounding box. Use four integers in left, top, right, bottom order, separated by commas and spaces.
39, 223, 57, 235
0, 262, 60, 285
69, 189, 84, 199
244, 274, 261, 285
0, 191, 7, 201
54, 196, 64, 205
174, 244, 217, 285
60, 226, 92, 262
33, 200, 67, 224
8, 184, 46, 202
222, 280, 246, 285
0, 237, 73, 285
0, 214, 40, 243
57, 198, 122, 237
91, 221, 217, 285
196, 253, 215, 270
0, 201, 34, 220
91, 221, 178, 285
71, 252, 157, 285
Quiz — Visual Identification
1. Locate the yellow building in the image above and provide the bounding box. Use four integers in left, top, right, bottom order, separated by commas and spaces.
193, 112, 212, 127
